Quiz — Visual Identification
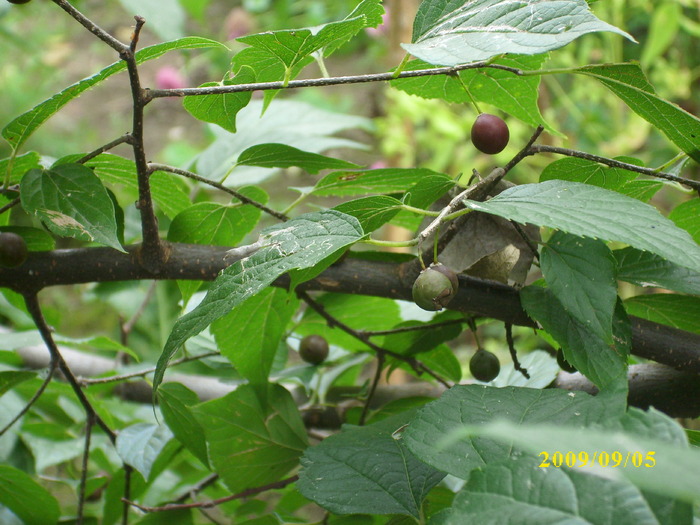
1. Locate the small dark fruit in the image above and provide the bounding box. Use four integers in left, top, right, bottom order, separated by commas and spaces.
7, 0, 32, 4
412, 263, 458, 311
470, 113, 509, 154
556, 348, 577, 373
469, 349, 500, 382
0, 232, 28, 268
299, 334, 329, 365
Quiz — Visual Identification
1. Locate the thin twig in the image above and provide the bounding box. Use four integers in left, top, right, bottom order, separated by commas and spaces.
124, 475, 299, 512
529, 144, 700, 191
0, 197, 20, 216
123, 465, 132, 525
145, 63, 523, 100
148, 163, 288, 221
359, 351, 385, 426
77, 134, 131, 164
505, 323, 530, 379
51, 0, 127, 53
121, 281, 157, 345
0, 358, 57, 436
76, 413, 94, 525
359, 318, 465, 337
173, 474, 220, 504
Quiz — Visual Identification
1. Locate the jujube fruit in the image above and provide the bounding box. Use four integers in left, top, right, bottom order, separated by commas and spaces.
471, 113, 509, 154
469, 349, 500, 382
412, 263, 458, 311
299, 334, 329, 365
0, 232, 28, 268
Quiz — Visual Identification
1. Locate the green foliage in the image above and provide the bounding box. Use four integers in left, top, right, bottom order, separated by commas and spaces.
1, 0, 699, 524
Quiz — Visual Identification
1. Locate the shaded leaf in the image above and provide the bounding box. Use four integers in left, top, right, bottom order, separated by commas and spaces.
614, 246, 700, 295
334, 195, 402, 233
624, 294, 700, 334
238, 143, 361, 174
0, 370, 37, 397
669, 198, 700, 244
313, 168, 442, 197
115, 423, 174, 479
0, 465, 60, 525
158, 383, 209, 467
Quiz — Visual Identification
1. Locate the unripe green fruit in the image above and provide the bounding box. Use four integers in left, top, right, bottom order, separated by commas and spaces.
469, 349, 500, 382
412, 263, 458, 311
471, 113, 510, 154
0, 232, 28, 268
299, 334, 329, 365
7, 0, 32, 4
556, 348, 577, 373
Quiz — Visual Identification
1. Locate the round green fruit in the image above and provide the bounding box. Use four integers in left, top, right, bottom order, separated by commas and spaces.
299, 334, 329, 365
0, 232, 28, 268
556, 348, 577, 373
469, 349, 500, 382
471, 113, 510, 154
412, 264, 458, 311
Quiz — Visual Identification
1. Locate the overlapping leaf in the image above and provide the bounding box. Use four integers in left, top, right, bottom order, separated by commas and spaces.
0, 466, 60, 525
237, 143, 361, 174
614, 247, 700, 295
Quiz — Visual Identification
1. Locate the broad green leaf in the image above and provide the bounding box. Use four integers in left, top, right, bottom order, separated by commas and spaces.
411, 344, 463, 383
669, 198, 700, 244
541, 232, 617, 344
2, 37, 225, 150
20, 164, 124, 252
334, 195, 402, 233
115, 423, 174, 479
0, 151, 41, 185
521, 287, 630, 392
323, 0, 385, 55
298, 412, 445, 518
463, 417, 700, 504
614, 247, 700, 295
463, 180, 700, 273
155, 210, 363, 393
158, 383, 209, 467
575, 64, 700, 163
183, 66, 255, 133
446, 456, 671, 525
237, 143, 361, 174
0, 370, 36, 396
313, 168, 443, 197
391, 55, 552, 130
118, 0, 185, 41
491, 350, 559, 389
193, 384, 308, 493
0, 226, 54, 251
212, 287, 298, 384
381, 312, 464, 357
624, 294, 700, 335
0, 465, 60, 525
403, 385, 620, 480
404, 0, 634, 66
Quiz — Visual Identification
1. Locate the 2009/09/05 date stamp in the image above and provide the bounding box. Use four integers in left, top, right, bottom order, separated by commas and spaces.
538, 451, 656, 468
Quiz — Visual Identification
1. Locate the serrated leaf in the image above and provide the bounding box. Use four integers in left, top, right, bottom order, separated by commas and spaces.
614, 247, 700, 295
115, 423, 174, 480
521, 287, 630, 392
155, 210, 363, 393
391, 55, 552, 130
237, 143, 361, 174
624, 294, 700, 334
0, 370, 37, 396
0, 465, 60, 525
158, 383, 209, 467
464, 180, 700, 273
212, 288, 298, 384
404, 0, 634, 66
2, 37, 225, 150
20, 164, 124, 251
193, 384, 308, 493
313, 168, 442, 197
403, 385, 620, 480
334, 195, 402, 233
183, 66, 255, 133
541, 232, 617, 344
575, 63, 700, 163
298, 412, 445, 518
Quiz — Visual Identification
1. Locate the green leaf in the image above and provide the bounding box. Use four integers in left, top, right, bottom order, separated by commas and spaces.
115, 423, 174, 479
238, 143, 361, 174
669, 198, 700, 244
446, 456, 670, 525
2, 37, 225, 150
314, 168, 443, 197
541, 232, 617, 344
298, 412, 445, 518
155, 210, 363, 393
183, 66, 255, 133
381, 313, 464, 357
412, 344, 463, 383
20, 164, 124, 252
0, 465, 60, 525
334, 195, 403, 233
391, 55, 552, 130
157, 383, 209, 467
0, 370, 37, 396
0, 226, 54, 251
404, 0, 634, 66
575, 64, 700, 163
193, 384, 308, 493
614, 247, 700, 295
464, 416, 700, 504
403, 385, 620, 480
0, 151, 41, 185
521, 286, 630, 392
212, 288, 299, 384
464, 180, 700, 273
624, 294, 700, 334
